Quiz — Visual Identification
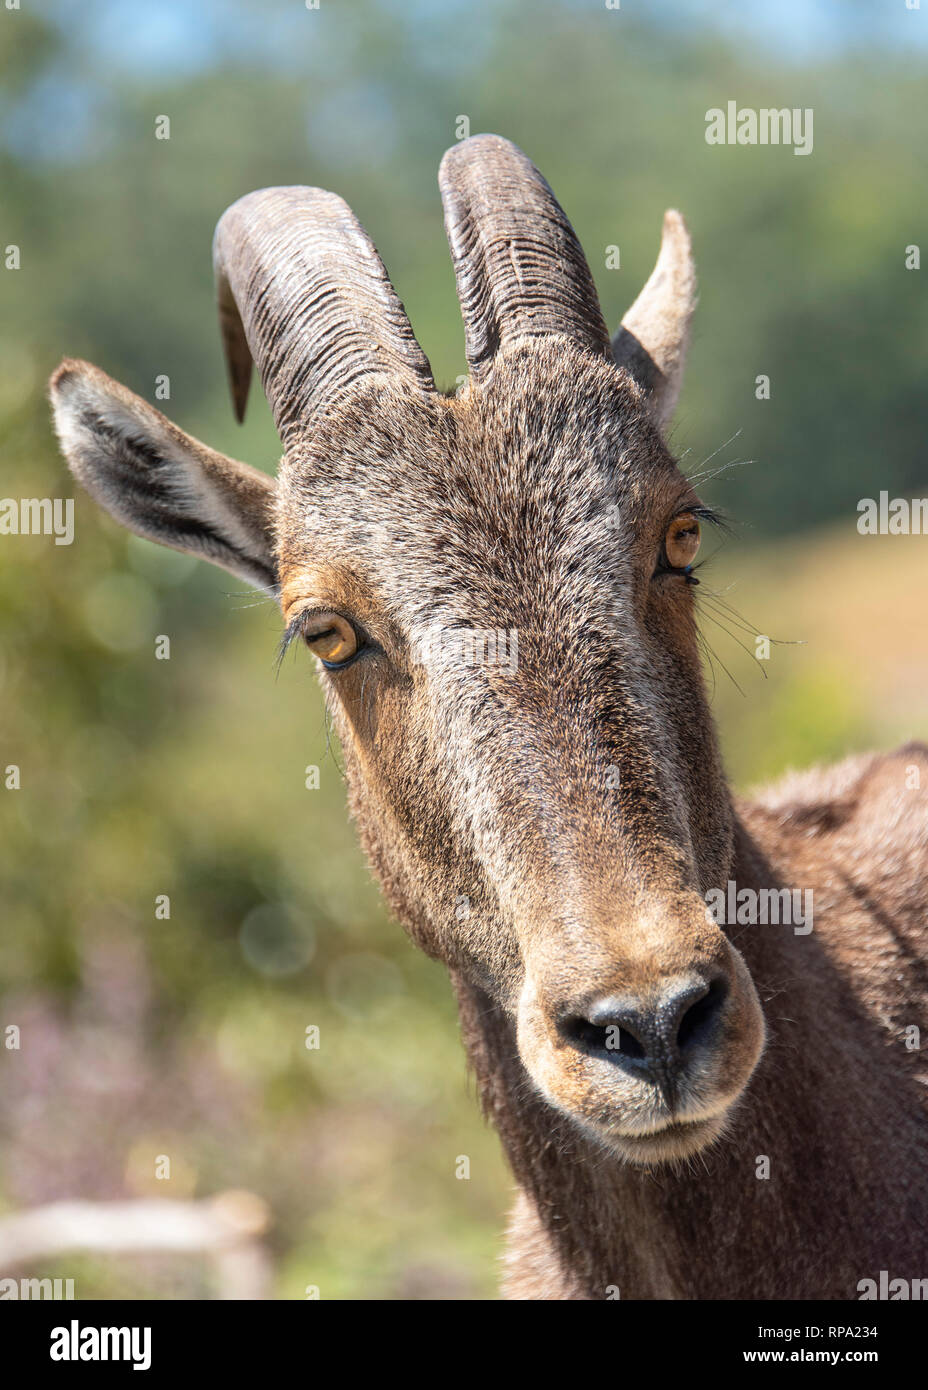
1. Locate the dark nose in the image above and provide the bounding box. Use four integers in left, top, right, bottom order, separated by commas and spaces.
559, 976, 728, 1092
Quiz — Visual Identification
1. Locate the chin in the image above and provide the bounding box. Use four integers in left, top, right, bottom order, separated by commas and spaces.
588, 1110, 732, 1167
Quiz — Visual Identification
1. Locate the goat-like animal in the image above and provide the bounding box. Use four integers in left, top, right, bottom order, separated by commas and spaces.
50, 135, 928, 1299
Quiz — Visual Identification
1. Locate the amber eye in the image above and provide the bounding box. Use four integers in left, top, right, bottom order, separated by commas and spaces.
301, 612, 359, 667
664, 513, 701, 571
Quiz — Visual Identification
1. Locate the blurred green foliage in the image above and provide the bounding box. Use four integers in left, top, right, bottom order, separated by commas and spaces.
0, 1, 926, 1298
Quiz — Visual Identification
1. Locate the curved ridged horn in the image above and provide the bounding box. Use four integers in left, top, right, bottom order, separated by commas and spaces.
438, 134, 612, 379
612, 210, 696, 429
213, 186, 434, 441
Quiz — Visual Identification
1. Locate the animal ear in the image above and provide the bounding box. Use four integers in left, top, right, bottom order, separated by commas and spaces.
49, 358, 277, 591
612, 210, 696, 430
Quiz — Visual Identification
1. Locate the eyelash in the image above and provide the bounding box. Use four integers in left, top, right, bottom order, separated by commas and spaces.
276, 616, 306, 672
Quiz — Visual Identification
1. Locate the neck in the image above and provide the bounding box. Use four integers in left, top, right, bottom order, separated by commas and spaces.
450, 815, 928, 1299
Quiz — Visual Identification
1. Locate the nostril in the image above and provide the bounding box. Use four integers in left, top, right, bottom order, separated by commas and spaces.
561, 1014, 647, 1061
675, 977, 728, 1054
558, 975, 730, 1070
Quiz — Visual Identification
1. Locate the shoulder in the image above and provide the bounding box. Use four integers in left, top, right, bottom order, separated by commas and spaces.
742, 743, 928, 840
739, 743, 928, 954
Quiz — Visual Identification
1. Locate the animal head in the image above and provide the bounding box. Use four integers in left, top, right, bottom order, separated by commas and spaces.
50, 135, 765, 1165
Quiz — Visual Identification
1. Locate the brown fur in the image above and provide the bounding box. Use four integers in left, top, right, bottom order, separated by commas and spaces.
471, 748, 928, 1298
48, 140, 928, 1300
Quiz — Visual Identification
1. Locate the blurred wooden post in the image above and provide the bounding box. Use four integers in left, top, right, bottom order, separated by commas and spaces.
0, 1191, 272, 1299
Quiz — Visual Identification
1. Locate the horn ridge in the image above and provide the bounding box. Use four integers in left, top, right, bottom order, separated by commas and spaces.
213, 186, 433, 439
439, 133, 612, 379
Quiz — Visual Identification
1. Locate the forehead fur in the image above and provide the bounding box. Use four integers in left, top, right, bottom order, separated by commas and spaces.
275, 337, 691, 630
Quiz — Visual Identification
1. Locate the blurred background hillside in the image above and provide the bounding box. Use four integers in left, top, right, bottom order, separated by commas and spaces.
1, 0, 926, 1298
